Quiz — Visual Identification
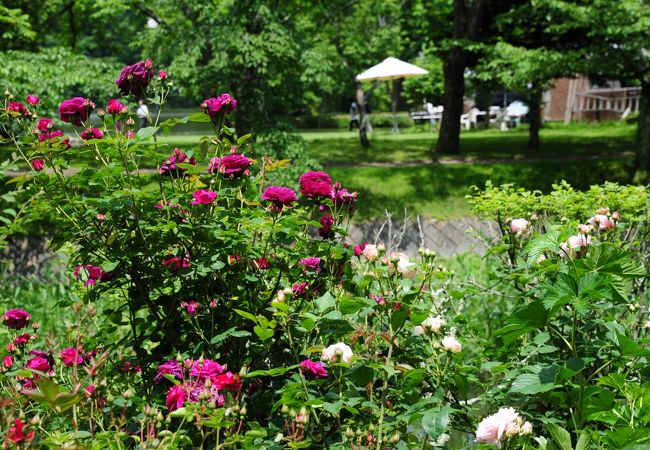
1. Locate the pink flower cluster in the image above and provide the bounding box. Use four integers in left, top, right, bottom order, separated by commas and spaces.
116, 59, 154, 96
160, 148, 196, 177
475, 407, 532, 446
208, 153, 251, 177
3, 309, 31, 329
192, 189, 217, 205
162, 254, 191, 272
80, 127, 104, 140
155, 358, 241, 411
34, 118, 71, 149
106, 98, 128, 115
299, 257, 321, 272
7, 101, 31, 118
261, 186, 298, 211
300, 359, 328, 378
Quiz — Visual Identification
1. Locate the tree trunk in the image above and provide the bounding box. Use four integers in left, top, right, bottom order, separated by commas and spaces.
355, 82, 370, 148
635, 80, 650, 179
435, 45, 466, 154
527, 90, 543, 150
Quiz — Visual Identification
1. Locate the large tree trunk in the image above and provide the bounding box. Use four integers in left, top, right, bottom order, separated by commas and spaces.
635, 80, 650, 179
436, 46, 466, 154
527, 90, 543, 150
355, 82, 370, 148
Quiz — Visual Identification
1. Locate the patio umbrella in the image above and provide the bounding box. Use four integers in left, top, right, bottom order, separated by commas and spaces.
356, 57, 429, 133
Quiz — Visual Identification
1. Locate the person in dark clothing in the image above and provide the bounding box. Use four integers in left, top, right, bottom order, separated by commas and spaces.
349, 101, 360, 131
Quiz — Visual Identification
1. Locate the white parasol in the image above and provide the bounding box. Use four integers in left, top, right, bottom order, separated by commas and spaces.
356, 57, 429, 132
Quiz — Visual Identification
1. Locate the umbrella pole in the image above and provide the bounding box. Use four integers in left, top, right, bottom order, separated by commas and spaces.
391, 78, 399, 134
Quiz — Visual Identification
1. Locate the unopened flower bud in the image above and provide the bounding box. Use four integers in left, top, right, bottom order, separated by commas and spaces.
345, 428, 354, 438
240, 406, 247, 416
30, 415, 40, 426
239, 366, 249, 378
97, 108, 106, 117
126, 117, 135, 126
32, 322, 39, 330
123, 389, 133, 399
281, 404, 289, 415
390, 432, 400, 443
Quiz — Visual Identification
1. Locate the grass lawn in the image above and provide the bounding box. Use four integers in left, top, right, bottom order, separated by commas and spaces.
302, 121, 636, 164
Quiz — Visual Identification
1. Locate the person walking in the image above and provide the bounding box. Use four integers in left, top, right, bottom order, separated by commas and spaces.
136, 99, 149, 129
349, 101, 360, 131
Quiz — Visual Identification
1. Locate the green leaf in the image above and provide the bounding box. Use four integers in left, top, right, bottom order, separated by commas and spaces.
402, 368, 426, 391
210, 327, 251, 345
188, 112, 211, 122
391, 308, 407, 330
37, 378, 60, 402
136, 126, 159, 140
576, 431, 592, 450
52, 392, 81, 413
338, 298, 364, 315
525, 228, 561, 265
510, 371, 555, 395
617, 333, 650, 357
237, 133, 252, 144
315, 292, 335, 313
547, 423, 572, 450
253, 325, 274, 341
575, 243, 646, 278
234, 309, 257, 323
496, 300, 548, 345
421, 406, 453, 439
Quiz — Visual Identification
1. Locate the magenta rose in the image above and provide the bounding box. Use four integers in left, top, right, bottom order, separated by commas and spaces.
191, 189, 217, 205
26, 355, 52, 373
159, 70, 168, 80
59, 347, 84, 366
38, 130, 71, 149
299, 257, 321, 272
190, 359, 224, 382
80, 127, 104, 140
208, 154, 251, 177
299, 171, 333, 199
213, 371, 241, 391
162, 254, 190, 272
181, 300, 201, 316
106, 98, 127, 115
73, 265, 107, 287
3, 309, 31, 329
166, 384, 187, 411
300, 359, 328, 378
155, 359, 183, 383
58, 97, 93, 126
261, 186, 298, 211
26, 95, 39, 106
7, 101, 29, 117
319, 214, 335, 239
160, 148, 196, 177
36, 118, 53, 132
32, 159, 44, 171
12, 334, 31, 348
115, 59, 154, 96
201, 93, 237, 122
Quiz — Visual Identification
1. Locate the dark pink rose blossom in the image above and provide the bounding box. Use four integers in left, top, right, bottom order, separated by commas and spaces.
8, 419, 34, 444
250, 257, 270, 270
353, 242, 368, 256
155, 359, 183, 383
335, 188, 358, 205
32, 159, 44, 171
300, 359, 328, 378
299, 171, 333, 199
261, 186, 298, 211
208, 154, 251, 177
7, 101, 29, 117
3, 355, 13, 368
181, 300, 201, 316
38, 129, 71, 148
191, 359, 224, 382
73, 265, 107, 286
3, 309, 31, 329
12, 334, 31, 347
59, 347, 84, 366
159, 70, 168, 80
319, 214, 335, 239
162, 254, 190, 272
36, 118, 53, 132
26, 355, 52, 373
191, 189, 217, 205
166, 384, 187, 411
160, 148, 196, 177
80, 127, 104, 140
116, 59, 154, 96
299, 257, 321, 272
292, 282, 309, 296
58, 97, 93, 126
213, 371, 241, 391
201, 93, 237, 121
26, 95, 39, 106
106, 98, 127, 115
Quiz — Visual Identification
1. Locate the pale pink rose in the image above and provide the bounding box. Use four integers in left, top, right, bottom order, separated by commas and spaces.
321, 342, 353, 364
396, 253, 417, 279
441, 335, 461, 353
588, 214, 616, 231
578, 224, 592, 235
414, 325, 426, 335
362, 244, 379, 261
475, 407, 522, 447
521, 422, 533, 435
568, 234, 591, 250
509, 218, 529, 235
420, 316, 446, 334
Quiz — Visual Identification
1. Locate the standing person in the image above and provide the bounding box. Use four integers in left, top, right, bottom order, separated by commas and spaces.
363, 91, 373, 134
136, 99, 149, 129
349, 101, 359, 131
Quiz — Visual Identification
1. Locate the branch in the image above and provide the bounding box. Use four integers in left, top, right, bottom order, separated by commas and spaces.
131, 1, 166, 27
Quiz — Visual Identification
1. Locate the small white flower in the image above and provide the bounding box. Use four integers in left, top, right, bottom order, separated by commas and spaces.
321, 342, 353, 364
441, 335, 462, 353
420, 316, 446, 334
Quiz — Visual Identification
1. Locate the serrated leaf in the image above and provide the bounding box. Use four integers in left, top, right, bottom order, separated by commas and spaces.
421, 406, 453, 439
253, 325, 274, 341
510, 373, 555, 395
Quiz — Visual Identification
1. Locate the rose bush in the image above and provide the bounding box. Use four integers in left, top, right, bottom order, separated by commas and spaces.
2, 61, 649, 449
